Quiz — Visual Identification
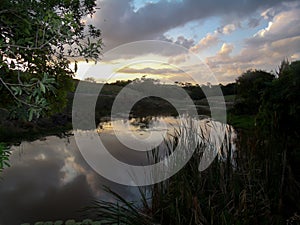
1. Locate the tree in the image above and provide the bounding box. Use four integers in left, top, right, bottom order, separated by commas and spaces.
84, 77, 96, 83
234, 70, 274, 114
0, 0, 103, 121
276, 58, 289, 78
257, 60, 300, 136
220, 82, 236, 96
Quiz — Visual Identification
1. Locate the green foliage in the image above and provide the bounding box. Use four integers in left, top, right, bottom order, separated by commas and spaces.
110, 79, 133, 87
256, 60, 300, 184
220, 82, 236, 96
227, 113, 255, 130
183, 83, 205, 100
257, 60, 300, 137
223, 94, 236, 102
86, 187, 154, 225
86, 117, 300, 224
0, 0, 103, 121
0, 142, 11, 172
235, 70, 274, 114
180, 82, 236, 101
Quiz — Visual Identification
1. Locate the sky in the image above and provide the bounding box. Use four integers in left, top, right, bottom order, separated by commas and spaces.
74, 0, 300, 84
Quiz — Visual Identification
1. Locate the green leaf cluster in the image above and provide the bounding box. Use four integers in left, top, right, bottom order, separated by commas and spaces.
234, 70, 274, 115
0, 0, 103, 121
0, 142, 11, 172
257, 60, 300, 137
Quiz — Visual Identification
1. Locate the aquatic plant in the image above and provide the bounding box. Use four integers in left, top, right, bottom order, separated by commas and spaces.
0, 142, 11, 173
85, 116, 300, 224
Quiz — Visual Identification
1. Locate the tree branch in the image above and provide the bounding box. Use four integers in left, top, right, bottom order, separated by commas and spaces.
0, 77, 39, 108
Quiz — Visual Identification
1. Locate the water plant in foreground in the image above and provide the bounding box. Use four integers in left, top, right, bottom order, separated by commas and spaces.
0, 142, 11, 173
84, 116, 300, 225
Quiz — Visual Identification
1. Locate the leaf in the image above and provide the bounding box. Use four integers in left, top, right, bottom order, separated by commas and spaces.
39, 82, 46, 93
11, 86, 18, 95
53, 221, 63, 225
10, 60, 15, 69
30, 78, 39, 82
28, 109, 34, 121
33, 88, 39, 97
0, 0, 102, 121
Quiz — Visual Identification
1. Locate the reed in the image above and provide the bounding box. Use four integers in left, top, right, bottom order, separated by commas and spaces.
86, 118, 300, 225
0, 142, 11, 173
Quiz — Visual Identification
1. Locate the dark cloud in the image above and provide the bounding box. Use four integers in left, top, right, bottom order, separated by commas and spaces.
159, 35, 195, 49
247, 18, 261, 28
119, 66, 183, 75
101, 40, 189, 61
245, 6, 300, 46
93, 0, 291, 50
158, 35, 195, 49
175, 36, 195, 49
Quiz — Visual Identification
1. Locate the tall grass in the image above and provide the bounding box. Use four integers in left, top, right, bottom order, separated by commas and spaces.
85, 118, 300, 225
0, 142, 11, 173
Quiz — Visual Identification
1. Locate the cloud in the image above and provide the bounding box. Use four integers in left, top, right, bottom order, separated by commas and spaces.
219, 24, 238, 34
259, 1, 299, 20
205, 43, 237, 82
98, 40, 193, 63
159, 35, 195, 49
190, 21, 239, 54
175, 36, 195, 49
219, 43, 234, 56
247, 18, 261, 28
291, 52, 300, 61
206, 43, 234, 65
238, 4, 300, 66
92, 0, 289, 50
190, 21, 240, 53
207, 35, 300, 83
82, 0, 300, 83
248, 7, 300, 45
168, 53, 190, 65
204, 3, 300, 83
190, 32, 219, 53
119, 66, 183, 75
261, 7, 277, 20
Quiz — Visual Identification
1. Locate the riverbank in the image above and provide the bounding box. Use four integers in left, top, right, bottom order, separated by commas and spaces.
0, 79, 239, 143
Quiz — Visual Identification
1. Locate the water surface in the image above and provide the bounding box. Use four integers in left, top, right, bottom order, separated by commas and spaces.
0, 116, 235, 224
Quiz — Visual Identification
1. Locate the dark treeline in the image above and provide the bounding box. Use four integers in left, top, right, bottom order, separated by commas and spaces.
104, 78, 237, 100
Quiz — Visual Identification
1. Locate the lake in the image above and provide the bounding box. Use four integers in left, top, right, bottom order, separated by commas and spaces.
0, 116, 235, 225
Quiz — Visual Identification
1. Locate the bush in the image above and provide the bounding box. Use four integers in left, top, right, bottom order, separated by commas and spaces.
235, 70, 274, 115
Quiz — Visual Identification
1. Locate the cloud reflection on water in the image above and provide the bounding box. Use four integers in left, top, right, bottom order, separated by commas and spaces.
0, 116, 235, 224
0, 134, 138, 225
